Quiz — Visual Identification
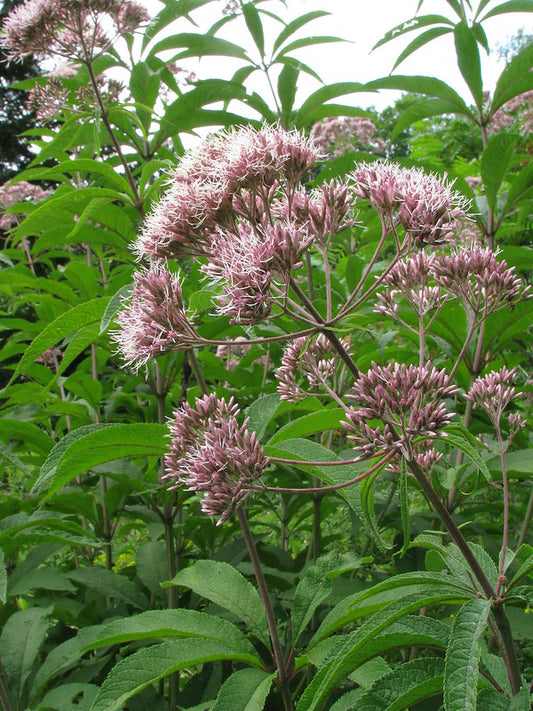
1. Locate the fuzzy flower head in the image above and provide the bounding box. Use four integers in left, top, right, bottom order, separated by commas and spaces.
466, 366, 522, 430
163, 394, 267, 524
1, 0, 149, 62
135, 124, 317, 261
277, 333, 351, 402
344, 361, 457, 459
113, 266, 200, 371
433, 246, 530, 317
351, 162, 469, 247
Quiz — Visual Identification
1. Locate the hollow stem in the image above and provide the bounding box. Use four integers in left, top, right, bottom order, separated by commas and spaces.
236, 506, 293, 711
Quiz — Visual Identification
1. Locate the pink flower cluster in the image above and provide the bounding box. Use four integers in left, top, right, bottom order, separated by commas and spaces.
467, 366, 525, 434
1, 0, 149, 62
351, 161, 469, 246
344, 361, 457, 459
375, 246, 529, 324
489, 91, 533, 136
277, 333, 351, 402
27, 75, 124, 122
163, 394, 267, 524
0, 180, 51, 230
310, 116, 386, 157
113, 267, 200, 371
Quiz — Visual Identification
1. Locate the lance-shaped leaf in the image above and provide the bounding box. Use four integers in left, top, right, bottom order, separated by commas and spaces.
6, 296, 110, 387
295, 83, 366, 123
83, 609, 257, 656
212, 668, 277, 711
164, 560, 270, 645
354, 657, 445, 710
278, 62, 299, 127
273, 11, 329, 53
392, 26, 453, 71
454, 21, 484, 109
0, 548, 6, 604
291, 555, 339, 645
481, 132, 519, 214
480, 0, 533, 21
32, 423, 167, 497
242, 2, 265, 58
444, 597, 491, 711
91, 639, 264, 711
365, 75, 472, 117
373, 14, 455, 51
491, 42, 533, 112
151, 33, 250, 61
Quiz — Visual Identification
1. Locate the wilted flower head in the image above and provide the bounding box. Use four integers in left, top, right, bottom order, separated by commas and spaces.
163, 394, 267, 524
344, 361, 457, 459
467, 366, 521, 429
277, 333, 351, 402
113, 266, 200, 370
0, 180, 51, 230
351, 162, 469, 246
1, 0, 149, 62
433, 246, 529, 317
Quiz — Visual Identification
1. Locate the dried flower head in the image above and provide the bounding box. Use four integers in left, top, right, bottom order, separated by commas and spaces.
1, 0, 149, 62
163, 394, 267, 524
433, 246, 529, 317
113, 266, 200, 370
277, 333, 351, 402
344, 361, 457, 459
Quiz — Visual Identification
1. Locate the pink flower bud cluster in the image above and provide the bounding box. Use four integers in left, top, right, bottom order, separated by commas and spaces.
277, 333, 351, 402
433, 246, 530, 316
289, 181, 354, 246
344, 361, 457, 458
375, 252, 447, 321
467, 366, 523, 430
113, 267, 200, 371
163, 394, 267, 524
351, 161, 470, 246
376, 246, 529, 324
1, 0, 149, 62
27, 75, 124, 123
310, 116, 386, 158
0, 180, 51, 230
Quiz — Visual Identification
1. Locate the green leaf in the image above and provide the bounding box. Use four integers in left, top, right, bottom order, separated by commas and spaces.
67, 567, 148, 609
454, 21, 484, 108
39, 683, 98, 711
212, 668, 277, 711
274, 36, 343, 62
100, 284, 133, 334
391, 27, 453, 71
355, 657, 444, 710
245, 394, 281, 440
507, 544, 533, 590
372, 15, 454, 51
90, 639, 264, 711
83, 609, 257, 655
0, 606, 52, 706
7, 297, 110, 386
272, 11, 329, 53
491, 42, 533, 112
434, 424, 491, 481
481, 132, 519, 213
268, 409, 345, 444
32, 423, 167, 497
19, 159, 133, 198
291, 555, 338, 645
481, 0, 533, 20
151, 33, 250, 61
503, 163, 533, 214
135, 541, 168, 597
164, 560, 270, 645
278, 62, 299, 127
399, 459, 410, 558
0, 419, 53, 455
365, 75, 471, 116
444, 597, 491, 711
0, 548, 6, 604
295, 83, 366, 123
8, 566, 76, 596
242, 3, 265, 58
0, 441, 31, 477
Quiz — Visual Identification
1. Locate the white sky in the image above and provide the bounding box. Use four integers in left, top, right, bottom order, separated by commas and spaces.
146, 0, 532, 112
